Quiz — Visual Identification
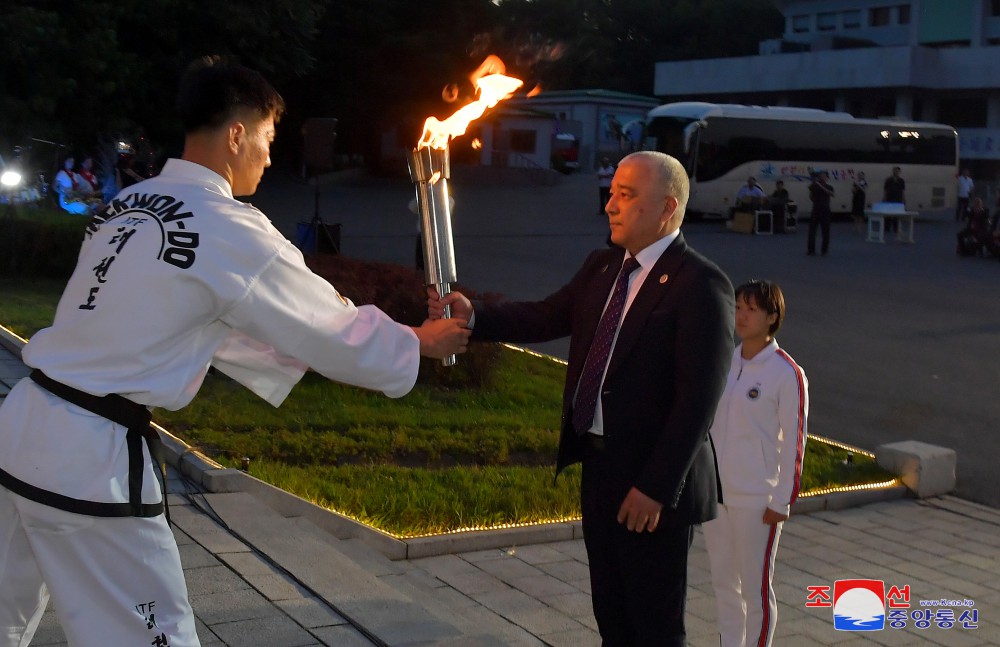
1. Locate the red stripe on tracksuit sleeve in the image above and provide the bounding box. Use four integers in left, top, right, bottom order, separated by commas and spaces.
776, 348, 806, 505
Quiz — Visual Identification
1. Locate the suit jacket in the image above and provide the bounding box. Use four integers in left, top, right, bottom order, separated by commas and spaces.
472, 232, 735, 525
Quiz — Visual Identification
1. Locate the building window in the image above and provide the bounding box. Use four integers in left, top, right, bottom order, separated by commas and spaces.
509, 129, 537, 154
817, 12, 838, 31
870, 7, 891, 27
843, 10, 861, 28
792, 14, 810, 33
897, 4, 911, 25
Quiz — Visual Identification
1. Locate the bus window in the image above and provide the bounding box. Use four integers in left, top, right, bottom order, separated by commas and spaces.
693, 117, 955, 181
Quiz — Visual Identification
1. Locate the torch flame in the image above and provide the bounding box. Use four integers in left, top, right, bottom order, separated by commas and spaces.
418, 55, 523, 151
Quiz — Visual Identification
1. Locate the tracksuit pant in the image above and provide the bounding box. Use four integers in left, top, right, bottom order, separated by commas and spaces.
702, 504, 782, 647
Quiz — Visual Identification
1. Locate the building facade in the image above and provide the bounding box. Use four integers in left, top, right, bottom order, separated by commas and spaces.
653, 0, 1000, 179
498, 90, 660, 171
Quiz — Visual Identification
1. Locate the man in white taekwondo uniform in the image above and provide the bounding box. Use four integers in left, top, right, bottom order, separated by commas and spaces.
0, 56, 471, 647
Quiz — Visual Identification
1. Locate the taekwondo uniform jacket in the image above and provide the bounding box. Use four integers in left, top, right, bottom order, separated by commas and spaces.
0, 159, 420, 509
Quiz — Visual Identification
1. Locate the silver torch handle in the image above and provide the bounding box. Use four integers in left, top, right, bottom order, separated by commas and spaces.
407, 145, 457, 366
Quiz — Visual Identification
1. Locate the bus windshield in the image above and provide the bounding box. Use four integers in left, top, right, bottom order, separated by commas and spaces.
643, 116, 699, 176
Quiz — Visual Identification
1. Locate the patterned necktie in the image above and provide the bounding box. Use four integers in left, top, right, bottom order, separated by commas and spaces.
572, 256, 641, 435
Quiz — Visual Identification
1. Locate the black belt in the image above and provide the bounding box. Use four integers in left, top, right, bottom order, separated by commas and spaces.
0, 370, 166, 519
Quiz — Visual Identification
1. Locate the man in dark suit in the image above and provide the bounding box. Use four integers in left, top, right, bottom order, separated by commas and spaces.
429, 151, 735, 646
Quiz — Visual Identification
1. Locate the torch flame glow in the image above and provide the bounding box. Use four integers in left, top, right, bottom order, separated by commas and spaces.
418, 55, 523, 151
471, 138, 482, 150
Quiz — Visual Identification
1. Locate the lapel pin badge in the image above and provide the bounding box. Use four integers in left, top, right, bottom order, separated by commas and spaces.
659, 274, 669, 284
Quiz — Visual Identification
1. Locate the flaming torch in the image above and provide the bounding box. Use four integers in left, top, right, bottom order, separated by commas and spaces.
408, 55, 523, 365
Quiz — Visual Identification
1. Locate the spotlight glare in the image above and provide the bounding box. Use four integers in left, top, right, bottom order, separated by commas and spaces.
1, 170, 23, 188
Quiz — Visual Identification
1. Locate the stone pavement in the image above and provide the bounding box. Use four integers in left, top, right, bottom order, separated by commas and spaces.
4, 324, 1000, 646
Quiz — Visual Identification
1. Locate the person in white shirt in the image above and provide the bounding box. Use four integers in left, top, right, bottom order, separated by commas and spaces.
52, 154, 95, 216
957, 168, 974, 222
703, 279, 808, 647
735, 176, 765, 207
0, 55, 470, 647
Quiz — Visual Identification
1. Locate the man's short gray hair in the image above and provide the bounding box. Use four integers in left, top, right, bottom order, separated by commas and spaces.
622, 151, 690, 218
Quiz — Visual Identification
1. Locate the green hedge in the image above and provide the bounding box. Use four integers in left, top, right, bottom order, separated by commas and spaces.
0, 207, 90, 278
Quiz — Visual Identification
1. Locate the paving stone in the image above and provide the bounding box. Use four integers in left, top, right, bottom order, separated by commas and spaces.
543, 591, 593, 618
501, 544, 572, 565
536, 557, 590, 583
473, 555, 546, 583
245, 571, 312, 601
471, 586, 549, 619
183, 564, 252, 597
437, 572, 511, 596
177, 540, 221, 569
192, 617, 224, 645
461, 548, 513, 563
208, 614, 318, 647
409, 554, 483, 579
310, 624, 379, 646
534, 626, 601, 647
218, 550, 284, 577
508, 573, 579, 598
275, 597, 350, 629
190, 587, 283, 625
545, 539, 589, 562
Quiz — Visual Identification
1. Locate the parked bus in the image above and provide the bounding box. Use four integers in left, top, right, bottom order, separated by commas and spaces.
642, 102, 958, 218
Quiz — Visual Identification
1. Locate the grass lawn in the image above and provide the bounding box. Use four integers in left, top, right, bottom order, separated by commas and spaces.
0, 278, 897, 537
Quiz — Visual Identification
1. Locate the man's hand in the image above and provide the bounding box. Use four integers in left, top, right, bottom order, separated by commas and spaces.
617, 487, 663, 533
412, 318, 471, 359
762, 508, 788, 525
427, 288, 474, 322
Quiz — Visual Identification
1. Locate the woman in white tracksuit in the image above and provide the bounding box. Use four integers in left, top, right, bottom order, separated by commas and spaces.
703, 280, 808, 647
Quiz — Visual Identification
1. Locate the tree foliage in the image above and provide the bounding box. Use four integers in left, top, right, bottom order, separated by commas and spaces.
1, 0, 327, 161
1, 0, 783, 165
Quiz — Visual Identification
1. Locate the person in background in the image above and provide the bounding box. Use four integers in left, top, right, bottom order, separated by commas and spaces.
956, 197, 992, 257
116, 154, 145, 190
52, 154, 96, 216
851, 171, 867, 232
0, 55, 470, 647
769, 180, 790, 234
956, 168, 974, 222
807, 171, 834, 256
597, 156, 615, 214
703, 279, 808, 647
883, 166, 906, 234
76, 157, 99, 194
736, 176, 765, 209
430, 151, 734, 646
